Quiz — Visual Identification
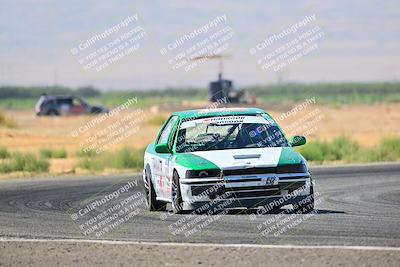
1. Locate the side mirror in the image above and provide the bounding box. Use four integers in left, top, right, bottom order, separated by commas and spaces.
291, 135, 306, 147
155, 143, 171, 153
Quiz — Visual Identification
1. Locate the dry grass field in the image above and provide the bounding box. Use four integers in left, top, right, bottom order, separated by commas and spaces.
270, 103, 400, 147
0, 103, 399, 177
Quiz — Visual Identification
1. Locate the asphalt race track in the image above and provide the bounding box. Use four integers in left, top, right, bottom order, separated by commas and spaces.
0, 163, 399, 248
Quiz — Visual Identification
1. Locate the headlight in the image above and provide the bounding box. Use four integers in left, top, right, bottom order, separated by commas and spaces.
276, 164, 307, 174
186, 169, 221, 178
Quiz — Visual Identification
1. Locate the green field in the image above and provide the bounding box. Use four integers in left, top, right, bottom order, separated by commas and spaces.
1, 82, 400, 110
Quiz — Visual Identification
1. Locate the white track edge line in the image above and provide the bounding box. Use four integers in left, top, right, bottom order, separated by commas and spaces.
0, 238, 399, 251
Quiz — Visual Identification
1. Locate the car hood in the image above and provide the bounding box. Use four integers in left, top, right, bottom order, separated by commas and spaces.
176, 147, 304, 171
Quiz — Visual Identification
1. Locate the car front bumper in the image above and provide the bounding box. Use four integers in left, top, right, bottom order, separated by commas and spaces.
179, 172, 312, 210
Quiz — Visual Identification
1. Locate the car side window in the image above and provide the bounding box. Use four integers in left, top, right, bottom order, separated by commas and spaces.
158, 116, 178, 144
72, 98, 82, 107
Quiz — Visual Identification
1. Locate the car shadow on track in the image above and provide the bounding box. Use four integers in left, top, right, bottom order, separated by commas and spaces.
219, 208, 345, 215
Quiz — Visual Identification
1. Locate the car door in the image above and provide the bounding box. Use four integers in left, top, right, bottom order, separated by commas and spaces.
71, 97, 86, 114
57, 98, 73, 115
152, 115, 178, 199
165, 122, 180, 199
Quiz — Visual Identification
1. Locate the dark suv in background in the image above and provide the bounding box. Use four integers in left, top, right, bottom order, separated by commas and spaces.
35, 95, 109, 116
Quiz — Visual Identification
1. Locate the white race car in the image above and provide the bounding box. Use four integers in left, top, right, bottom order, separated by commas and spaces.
143, 108, 314, 214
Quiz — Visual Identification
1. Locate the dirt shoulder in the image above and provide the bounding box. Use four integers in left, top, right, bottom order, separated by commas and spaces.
0, 240, 399, 267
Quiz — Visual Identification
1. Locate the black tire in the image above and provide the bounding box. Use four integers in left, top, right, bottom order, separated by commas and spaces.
171, 171, 184, 214
144, 167, 166, 211
47, 109, 59, 116
295, 185, 314, 214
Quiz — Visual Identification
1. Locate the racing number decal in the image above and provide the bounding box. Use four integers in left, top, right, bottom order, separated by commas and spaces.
159, 175, 163, 189
152, 156, 172, 198
264, 177, 276, 185
151, 157, 164, 197
262, 176, 278, 186
165, 155, 173, 193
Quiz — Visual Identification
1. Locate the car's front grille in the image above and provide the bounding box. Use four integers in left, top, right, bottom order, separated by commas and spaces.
191, 185, 222, 196
225, 187, 280, 198
223, 167, 277, 176
222, 165, 306, 176
279, 181, 305, 190
191, 180, 306, 199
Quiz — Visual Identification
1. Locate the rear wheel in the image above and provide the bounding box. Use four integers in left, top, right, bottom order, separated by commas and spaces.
171, 171, 184, 214
144, 167, 166, 211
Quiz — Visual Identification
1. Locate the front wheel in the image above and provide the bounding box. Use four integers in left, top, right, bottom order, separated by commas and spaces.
47, 109, 59, 116
295, 185, 314, 214
144, 168, 166, 211
171, 171, 184, 214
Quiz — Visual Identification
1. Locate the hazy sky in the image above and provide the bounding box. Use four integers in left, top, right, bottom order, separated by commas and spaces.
0, 0, 399, 90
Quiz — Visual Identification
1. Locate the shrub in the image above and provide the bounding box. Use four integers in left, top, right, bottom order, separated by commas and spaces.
78, 157, 104, 171
39, 149, 52, 158
299, 136, 400, 163
297, 141, 325, 163
0, 147, 9, 159
40, 148, 67, 159
109, 148, 144, 169
343, 148, 382, 163
298, 136, 361, 163
379, 137, 400, 161
76, 149, 97, 158
0, 163, 12, 174
10, 152, 49, 172
329, 136, 360, 161
78, 147, 144, 171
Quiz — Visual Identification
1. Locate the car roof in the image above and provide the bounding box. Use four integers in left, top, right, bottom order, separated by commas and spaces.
43, 95, 78, 99
172, 107, 271, 120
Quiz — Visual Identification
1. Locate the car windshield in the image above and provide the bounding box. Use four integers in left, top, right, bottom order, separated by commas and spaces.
176, 115, 289, 153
